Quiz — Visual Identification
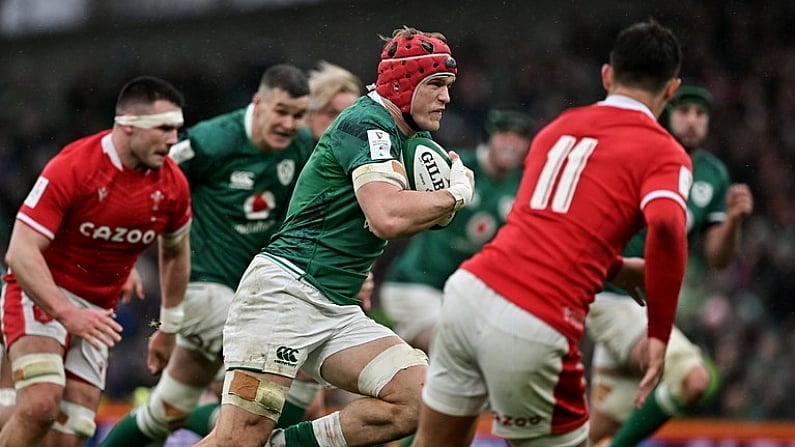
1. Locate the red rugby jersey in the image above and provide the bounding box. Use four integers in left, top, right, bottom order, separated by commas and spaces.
6, 130, 191, 309
462, 96, 692, 342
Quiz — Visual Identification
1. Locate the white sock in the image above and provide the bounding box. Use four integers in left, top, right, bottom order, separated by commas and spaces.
0, 388, 15, 406
311, 411, 348, 447
267, 428, 286, 447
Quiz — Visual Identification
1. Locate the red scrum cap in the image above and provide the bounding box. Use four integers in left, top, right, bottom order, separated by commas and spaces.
375, 33, 458, 114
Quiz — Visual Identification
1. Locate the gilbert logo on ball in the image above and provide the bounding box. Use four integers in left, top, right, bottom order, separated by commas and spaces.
403, 137, 451, 191
402, 137, 456, 229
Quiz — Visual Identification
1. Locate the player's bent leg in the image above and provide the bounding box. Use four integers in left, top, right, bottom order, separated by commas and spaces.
136, 370, 206, 437
588, 368, 638, 443
212, 369, 290, 447
277, 373, 323, 428
588, 343, 637, 443
41, 378, 103, 447
410, 402, 479, 447
100, 345, 220, 446
0, 345, 17, 428
0, 339, 67, 447
312, 336, 429, 447
626, 326, 712, 409
105, 281, 230, 445
610, 327, 717, 447
184, 367, 324, 438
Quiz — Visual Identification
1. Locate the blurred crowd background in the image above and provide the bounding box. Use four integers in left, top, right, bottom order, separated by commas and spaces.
1, 0, 794, 422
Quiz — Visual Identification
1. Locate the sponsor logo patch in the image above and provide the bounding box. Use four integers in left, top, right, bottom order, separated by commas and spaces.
230, 171, 255, 190
24, 177, 49, 208
367, 129, 392, 160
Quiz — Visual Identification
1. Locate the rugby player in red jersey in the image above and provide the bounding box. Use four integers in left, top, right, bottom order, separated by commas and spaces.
0, 76, 192, 447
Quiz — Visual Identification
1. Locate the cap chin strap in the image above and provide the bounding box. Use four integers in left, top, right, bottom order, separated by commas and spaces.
403, 113, 422, 132
404, 73, 454, 132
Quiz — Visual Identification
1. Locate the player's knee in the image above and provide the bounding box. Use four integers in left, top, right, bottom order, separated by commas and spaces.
356, 344, 427, 434
51, 401, 96, 439
11, 353, 66, 423
139, 372, 204, 439
589, 370, 637, 423
357, 344, 428, 399
680, 364, 712, 405
221, 369, 288, 423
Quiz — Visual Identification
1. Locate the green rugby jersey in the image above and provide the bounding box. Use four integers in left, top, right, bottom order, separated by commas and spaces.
265, 94, 431, 306
385, 148, 522, 291
605, 148, 730, 295
170, 106, 315, 290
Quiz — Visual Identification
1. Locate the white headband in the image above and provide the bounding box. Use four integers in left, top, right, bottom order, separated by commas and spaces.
114, 111, 184, 129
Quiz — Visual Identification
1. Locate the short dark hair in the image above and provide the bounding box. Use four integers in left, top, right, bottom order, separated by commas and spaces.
116, 76, 184, 114
259, 63, 310, 98
609, 20, 682, 94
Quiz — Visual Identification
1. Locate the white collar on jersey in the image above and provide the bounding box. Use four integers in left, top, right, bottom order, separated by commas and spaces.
367, 89, 386, 106
244, 103, 254, 141
101, 133, 124, 171
598, 94, 655, 119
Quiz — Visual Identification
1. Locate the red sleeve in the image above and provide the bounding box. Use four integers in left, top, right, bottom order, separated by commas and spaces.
164, 163, 192, 236
17, 157, 75, 239
605, 254, 624, 280
643, 197, 688, 343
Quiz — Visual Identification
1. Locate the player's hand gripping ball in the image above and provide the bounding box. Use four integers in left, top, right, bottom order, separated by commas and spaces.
403, 137, 455, 229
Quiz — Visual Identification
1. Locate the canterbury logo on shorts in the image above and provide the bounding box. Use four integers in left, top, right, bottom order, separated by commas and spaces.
275, 346, 299, 366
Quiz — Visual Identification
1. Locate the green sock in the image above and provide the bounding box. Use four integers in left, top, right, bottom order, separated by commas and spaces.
609, 385, 681, 447
398, 433, 416, 446
184, 402, 220, 437
182, 400, 307, 436
275, 400, 309, 429
98, 412, 155, 447
284, 420, 321, 447
701, 357, 721, 403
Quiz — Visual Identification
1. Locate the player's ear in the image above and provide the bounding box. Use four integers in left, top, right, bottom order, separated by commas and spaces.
117, 124, 135, 135
600, 64, 612, 91
663, 77, 682, 102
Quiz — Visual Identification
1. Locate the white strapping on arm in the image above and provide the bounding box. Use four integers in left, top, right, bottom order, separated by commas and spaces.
352, 160, 408, 192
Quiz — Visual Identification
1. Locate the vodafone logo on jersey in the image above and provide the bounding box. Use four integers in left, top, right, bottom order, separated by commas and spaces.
244, 191, 276, 220
79, 222, 157, 245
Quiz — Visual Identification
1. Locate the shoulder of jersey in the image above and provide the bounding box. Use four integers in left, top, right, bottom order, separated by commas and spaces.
403, 137, 452, 192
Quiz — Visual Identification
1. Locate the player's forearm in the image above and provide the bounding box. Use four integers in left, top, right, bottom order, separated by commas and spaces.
643, 201, 688, 343
5, 227, 74, 319
357, 183, 456, 239
158, 235, 190, 309
386, 189, 457, 237
703, 220, 742, 270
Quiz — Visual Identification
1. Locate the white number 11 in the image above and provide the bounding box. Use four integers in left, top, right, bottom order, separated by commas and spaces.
530, 135, 598, 213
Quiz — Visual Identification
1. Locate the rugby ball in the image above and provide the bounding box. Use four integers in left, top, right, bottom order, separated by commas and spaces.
402, 137, 455, 228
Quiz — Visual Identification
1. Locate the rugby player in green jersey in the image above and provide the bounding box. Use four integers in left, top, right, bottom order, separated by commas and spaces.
195, 26, 475, 447
588, 84, 754, 447
100, 64, 316, 447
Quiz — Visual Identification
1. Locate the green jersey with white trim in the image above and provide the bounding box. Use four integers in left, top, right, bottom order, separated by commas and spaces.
170, 106, 314, 290
385, 148, 521, 291
265, 94, 431, 306
605, 148, 730, 294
